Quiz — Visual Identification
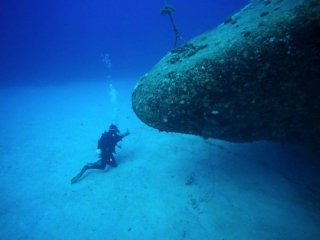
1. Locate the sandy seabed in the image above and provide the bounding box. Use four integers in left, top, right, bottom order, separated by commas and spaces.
0, 80, 319, 240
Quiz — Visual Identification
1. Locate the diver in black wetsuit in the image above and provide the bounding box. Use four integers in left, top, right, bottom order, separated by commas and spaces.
71, 124, 130, 184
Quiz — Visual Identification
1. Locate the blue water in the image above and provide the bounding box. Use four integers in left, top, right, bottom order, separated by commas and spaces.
0, 0, 247, 86
1, 1, 320, 239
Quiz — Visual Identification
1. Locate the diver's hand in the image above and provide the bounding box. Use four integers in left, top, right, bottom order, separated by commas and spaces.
124, 129, 130, 136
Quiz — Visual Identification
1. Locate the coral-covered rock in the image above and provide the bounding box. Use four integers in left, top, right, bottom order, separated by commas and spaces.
132, 0, 320, 147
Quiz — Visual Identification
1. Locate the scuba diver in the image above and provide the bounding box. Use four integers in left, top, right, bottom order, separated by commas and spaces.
71, 124, 130, 184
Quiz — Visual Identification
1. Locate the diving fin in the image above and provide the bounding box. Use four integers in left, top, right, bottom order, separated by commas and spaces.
71, 165, 88, 184
71, 174, 82, 184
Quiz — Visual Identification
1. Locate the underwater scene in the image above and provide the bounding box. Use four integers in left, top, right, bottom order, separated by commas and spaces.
1, 0, 320, 239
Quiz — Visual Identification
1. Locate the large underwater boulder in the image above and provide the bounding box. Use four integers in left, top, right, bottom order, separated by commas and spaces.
132, 0, 320, 147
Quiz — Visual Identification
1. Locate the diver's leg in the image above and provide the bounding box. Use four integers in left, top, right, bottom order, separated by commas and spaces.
107, 154, 117, 168
86, 161, 105, 170
87, 160, 102, 166
71, 155, 117, 184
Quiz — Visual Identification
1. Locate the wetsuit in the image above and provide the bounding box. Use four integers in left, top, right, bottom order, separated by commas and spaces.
71, 129, 128, 184
90, 131, 124, 169
84, 131, 125, 171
